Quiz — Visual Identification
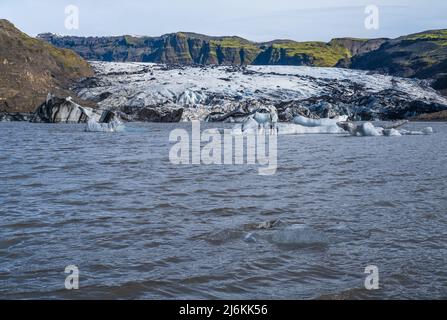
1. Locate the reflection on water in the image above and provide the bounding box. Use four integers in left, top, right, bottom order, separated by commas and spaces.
0, 122, 446, 299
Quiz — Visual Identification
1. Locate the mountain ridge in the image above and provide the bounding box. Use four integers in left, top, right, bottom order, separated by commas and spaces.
344, 29, 447, 95
38, 29, 447, 95
37, 32, 387, 67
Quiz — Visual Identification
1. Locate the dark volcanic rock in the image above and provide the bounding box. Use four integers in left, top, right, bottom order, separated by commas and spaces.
99, 110, 118, 123
121, 105, 183, 122
432, 73, 447, 96
0, 112, 33, 122
205, 100, 265, 122
275, 91, 447, 121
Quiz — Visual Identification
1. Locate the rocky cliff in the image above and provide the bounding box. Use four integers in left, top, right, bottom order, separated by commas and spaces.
38, 33, 383, 68
0, 19, 94, 113
342, 30, 447, 94
38, 32, 263, 65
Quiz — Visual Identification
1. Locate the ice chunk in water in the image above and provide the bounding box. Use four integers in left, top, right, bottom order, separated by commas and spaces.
383, 129, 402, 137
278, 123, 344, 135
244, 233, 257, 243
339, 121, 434, 137
360, 122, 383, 136
400, 127, 434, 136
293, 115, 348, 127
85, 119, 125, 133
270, 225, 328, 248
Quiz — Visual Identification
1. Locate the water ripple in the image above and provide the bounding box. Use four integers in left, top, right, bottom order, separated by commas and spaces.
0, 122, 446, 299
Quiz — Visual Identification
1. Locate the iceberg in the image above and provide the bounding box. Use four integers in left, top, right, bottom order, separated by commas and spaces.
85, 119, 125, 133
361, 122, 383, 136
293, 115, 348, 127
383, 128, 402, 137
243, 233, 257, 243
269, 225, 329, 248
337, 121, 433, 137
233, 114, 346, 136
253, 112, 271, 124
232, 106, 280, 135
400, 127, 434, 136
278, 123, 345, 135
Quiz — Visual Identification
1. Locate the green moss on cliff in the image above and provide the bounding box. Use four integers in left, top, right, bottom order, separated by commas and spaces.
271, 41, 351, 67
123, 35, 143, 46
47, 45, 91, 73
405, 30, 447, 41
211, 37, 258, 50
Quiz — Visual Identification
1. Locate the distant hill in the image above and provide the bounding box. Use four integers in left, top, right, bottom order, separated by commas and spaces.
37, 32, 385, 68
0, 20, 93, 113
341, 29, 447, 95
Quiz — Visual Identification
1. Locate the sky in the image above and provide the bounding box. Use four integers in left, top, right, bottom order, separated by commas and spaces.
1, 0, 446, 41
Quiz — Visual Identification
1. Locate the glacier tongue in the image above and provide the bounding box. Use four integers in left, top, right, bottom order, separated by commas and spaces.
75, 62, 447, 122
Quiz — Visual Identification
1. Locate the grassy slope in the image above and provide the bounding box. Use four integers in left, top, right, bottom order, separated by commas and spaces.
271, 41, 352, 67
0, 19, 93, 112
404, 30, 447, 41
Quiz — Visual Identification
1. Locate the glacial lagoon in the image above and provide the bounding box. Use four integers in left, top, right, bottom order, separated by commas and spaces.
0, 122, 446, 299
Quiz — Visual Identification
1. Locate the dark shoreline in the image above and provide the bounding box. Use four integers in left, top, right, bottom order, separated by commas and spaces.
1, 112, 446, 124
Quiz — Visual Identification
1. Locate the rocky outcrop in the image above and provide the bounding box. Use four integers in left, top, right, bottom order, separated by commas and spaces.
331, 38, 388, 57
31, 94, 100, 123
252, 45, 315, 66
0, 20, 94, 113
334, 38, 388, 68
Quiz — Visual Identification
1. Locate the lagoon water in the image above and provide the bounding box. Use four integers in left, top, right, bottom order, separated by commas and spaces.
0, 122, 446, 299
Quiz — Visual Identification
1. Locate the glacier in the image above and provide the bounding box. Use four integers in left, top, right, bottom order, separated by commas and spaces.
74, 62, 447, 122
